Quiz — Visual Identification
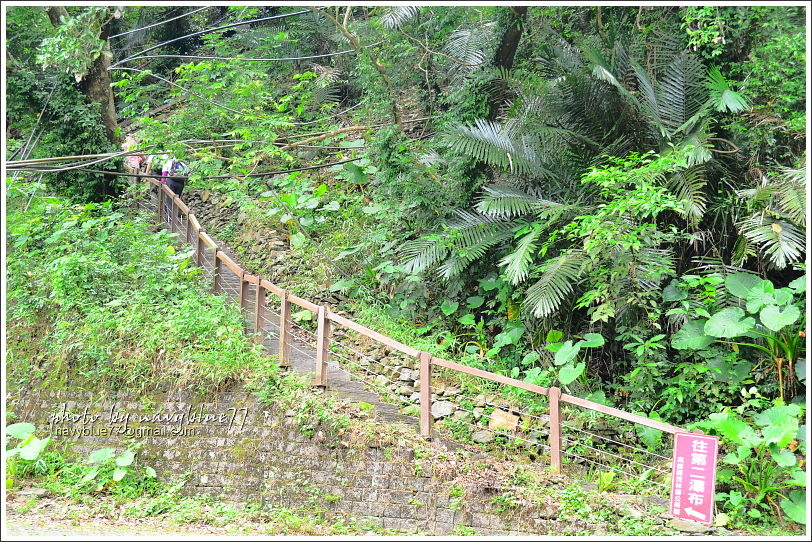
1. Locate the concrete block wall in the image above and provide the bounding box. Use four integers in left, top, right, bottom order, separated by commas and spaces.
12, 387, 569, 535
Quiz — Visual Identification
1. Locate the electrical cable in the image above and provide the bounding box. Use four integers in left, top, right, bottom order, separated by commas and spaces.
109, 66, 251, 118
128, 49, 356, 63
113, 9, 313, 67
109, 7, 210, 39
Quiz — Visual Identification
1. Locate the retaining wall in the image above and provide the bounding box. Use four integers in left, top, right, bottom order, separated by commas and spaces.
11, 386, 577, 536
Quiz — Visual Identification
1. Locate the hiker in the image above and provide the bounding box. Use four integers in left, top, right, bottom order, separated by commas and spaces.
161, 158, 189, 226
162, 158, 188, 196
122, 134, 147, 181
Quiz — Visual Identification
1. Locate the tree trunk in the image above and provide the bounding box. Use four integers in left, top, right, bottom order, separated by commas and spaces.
487, 6, 528, 122
45, 6, 119, 143
493, 6, 528, 72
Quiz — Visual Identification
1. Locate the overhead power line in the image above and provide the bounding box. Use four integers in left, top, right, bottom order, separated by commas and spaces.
109, 7, 210, 39
128, 50, 356, 63
113, 9, 313, 67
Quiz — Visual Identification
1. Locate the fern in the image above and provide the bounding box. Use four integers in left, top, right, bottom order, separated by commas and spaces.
499, 225, 543, 285
380, 6, 421, 29
524, 250, 586, 318
737, 214, 805, 269
400, 235, 450, 274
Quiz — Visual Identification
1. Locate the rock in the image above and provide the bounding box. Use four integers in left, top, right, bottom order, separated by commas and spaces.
452, 410, 471, 422
488, 409, 520, 432
399, 368, 414, 381
409, 392, 420, 403
472, 430, 495, 444
16, 487, 49, 497
200, 190, 211, 202
431, 401, 456, 419
667, 519, 712, 533
538, 503, 559, 519
397, 385, 413, 396
472, 407, 485, 420
374, 375, 388, 388
441, 387, 459, 398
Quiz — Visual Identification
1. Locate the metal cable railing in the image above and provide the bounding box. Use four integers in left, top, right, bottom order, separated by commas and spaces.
125, 178, 696, 487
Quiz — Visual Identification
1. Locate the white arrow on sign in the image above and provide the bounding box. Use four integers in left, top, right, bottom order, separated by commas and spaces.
683, 508, 707, 521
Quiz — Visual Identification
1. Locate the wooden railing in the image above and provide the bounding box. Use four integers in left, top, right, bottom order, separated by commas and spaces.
138, 179, 693, 475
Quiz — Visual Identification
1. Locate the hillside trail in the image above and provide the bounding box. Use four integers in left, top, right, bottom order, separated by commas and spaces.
152, 187, 437, 433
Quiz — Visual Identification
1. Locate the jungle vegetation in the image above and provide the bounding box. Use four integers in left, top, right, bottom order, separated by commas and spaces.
5, 4, 808, 530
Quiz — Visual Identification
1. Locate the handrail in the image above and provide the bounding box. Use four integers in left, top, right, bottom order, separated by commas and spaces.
560, 393, 683, 434
431, 356, 549, 396
216, 250, 243, 275
133, 179, 689, 478
327, 311, 420, 358
288, 293, 319, 313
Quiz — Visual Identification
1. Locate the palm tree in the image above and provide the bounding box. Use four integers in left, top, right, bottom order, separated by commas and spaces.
401, 30, 754, 323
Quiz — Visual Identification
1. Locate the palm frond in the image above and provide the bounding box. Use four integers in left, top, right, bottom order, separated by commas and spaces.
524, 250, 586, 318
667, 165, 708, 222
399, 235, 450, 275
772, 167, 806, 225
737, 214, 806, 269
499, 225, 543, 285
445, 119, 545, 175
445, 27, 489, 76
706, 67, 749, 113
657, 52, 707, 134
476, 183, 564, 219
380, 6, 421, 29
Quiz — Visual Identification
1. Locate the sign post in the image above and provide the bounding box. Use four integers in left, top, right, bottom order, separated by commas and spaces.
670, 432, 719, 525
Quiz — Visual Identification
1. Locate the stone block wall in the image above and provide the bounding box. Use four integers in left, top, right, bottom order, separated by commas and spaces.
12, 387, 569, 535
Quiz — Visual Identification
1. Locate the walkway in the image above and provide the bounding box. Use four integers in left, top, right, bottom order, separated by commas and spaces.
142, 187, 417, 427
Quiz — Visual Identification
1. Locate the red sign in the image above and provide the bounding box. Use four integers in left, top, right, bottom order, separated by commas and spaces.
670, 432, 719, 525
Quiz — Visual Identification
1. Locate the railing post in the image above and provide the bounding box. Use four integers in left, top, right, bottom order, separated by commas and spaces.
157, 188, 164, 225
213, 249, 221, 294
419, 351, 432, 439
195, 228, 203, 268
253, 279, 264, 343
238, 271, 247, 310
170, 195, 178, 233
315, 304, 330, 387
549, 386, 562, 474
279, 290, 292, 367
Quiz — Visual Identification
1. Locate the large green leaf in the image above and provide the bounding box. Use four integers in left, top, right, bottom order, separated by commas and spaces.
558, 362, 585, 385
87, 447, 115, 464
745, 280, 777, 313
754, 405, 801, 448
634, 412, 664, 450
725, 272, 761, 298
18, 437, 49, 461
112, 467, 128, 482
5, 422, 35, 440
554, 340, 581, 366
788, 275, 806, 293
704, 307, 755, 338
663, 281, 688, 301
780, 491, 806, 524
769, 446, 797, 467
672, 319, 714, 350
115, 450, 135, 467
439, 300, 459, 316
759, 304, 800, 332
699, 412, 760, 446
341, 162, 368, 185
81, 467, 100, 483
577, 333, 604, 347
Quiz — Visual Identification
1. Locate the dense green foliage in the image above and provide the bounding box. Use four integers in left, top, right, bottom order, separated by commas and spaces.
6, 179, 270, 393
5, 5, 807, 530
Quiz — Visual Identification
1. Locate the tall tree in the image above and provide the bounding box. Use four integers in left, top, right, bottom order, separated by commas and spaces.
42, 6, 119, 143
